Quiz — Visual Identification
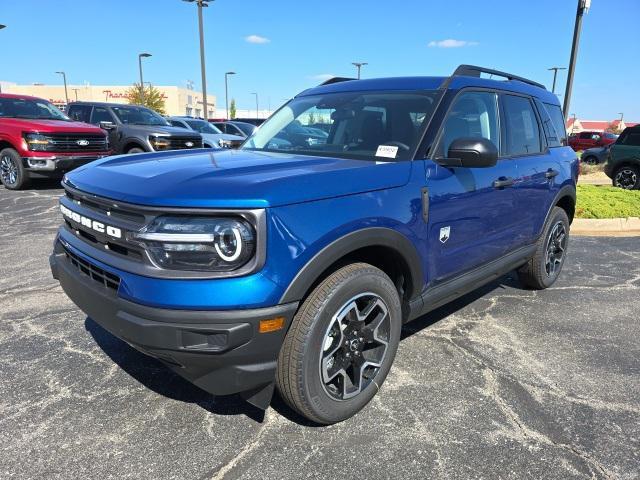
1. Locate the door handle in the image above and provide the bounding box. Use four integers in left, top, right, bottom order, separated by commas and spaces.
545, 169, 559, 179
493, 177, 515, 188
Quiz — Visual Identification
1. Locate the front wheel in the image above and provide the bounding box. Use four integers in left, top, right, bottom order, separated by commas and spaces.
127, 147, 145, 154
582, 155, 598, 165
0, 148, 30, 190
518, 207, 570, 290
612, 165, 640, 190
276, 263, 401, 424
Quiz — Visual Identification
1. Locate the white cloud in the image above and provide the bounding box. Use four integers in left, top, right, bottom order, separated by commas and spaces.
309, 74, 335, 81
245, 34, 270, 44
428, 39, 478, 48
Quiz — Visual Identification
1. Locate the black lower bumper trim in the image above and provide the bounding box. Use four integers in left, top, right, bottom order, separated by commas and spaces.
50, 245, 298, 399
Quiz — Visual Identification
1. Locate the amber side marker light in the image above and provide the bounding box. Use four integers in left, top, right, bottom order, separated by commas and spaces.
259, 317, 285, 333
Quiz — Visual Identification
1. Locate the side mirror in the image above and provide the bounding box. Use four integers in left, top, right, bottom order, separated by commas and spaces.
437, 138, 498, 168
99, 121, 116, 130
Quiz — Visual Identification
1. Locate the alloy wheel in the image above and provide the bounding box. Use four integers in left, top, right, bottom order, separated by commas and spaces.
320, 293, 390, 400
614, 168, 637, 189
545, 221, 567, 277
0, 155, 18, 186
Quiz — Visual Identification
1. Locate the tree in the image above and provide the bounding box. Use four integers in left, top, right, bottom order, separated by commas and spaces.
125, 83, 166, 114
307, 112, 316, 125
229, 98, 237, 119
605, 121, 623, 135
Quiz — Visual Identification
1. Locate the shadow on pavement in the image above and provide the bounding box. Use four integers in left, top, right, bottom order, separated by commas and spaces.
85, 273, 521, 426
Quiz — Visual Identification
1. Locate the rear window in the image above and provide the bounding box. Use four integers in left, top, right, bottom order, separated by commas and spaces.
619, 129, 640, 147
68, 105, 92, 123
534, 99, 561, 147
502, 95, 542, 156
543, 102, 567, 146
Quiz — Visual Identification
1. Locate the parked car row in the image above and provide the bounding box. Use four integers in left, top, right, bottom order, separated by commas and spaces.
568, 130, 618, 151
0, 92, 256, 190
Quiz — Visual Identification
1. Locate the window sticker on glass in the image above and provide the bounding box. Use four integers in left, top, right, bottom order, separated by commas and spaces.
375, 145, 399, 159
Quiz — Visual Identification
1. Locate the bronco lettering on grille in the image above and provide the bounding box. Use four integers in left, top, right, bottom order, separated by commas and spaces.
60, 204, 122, 239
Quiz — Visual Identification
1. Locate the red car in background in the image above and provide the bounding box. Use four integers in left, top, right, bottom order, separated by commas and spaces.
568, 130, 618, 151
0, 93, 111, 190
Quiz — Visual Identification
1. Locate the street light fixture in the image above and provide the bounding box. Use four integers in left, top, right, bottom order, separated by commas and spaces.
547, 67, 566, 94
225, 71, 236, 120
562, 0, 590, 118
55, 71, 69, 106
352, 62, 368, 80
251, 92, 258, 119
72, 88, 80, 101
138, 53, 152, 103
183, 0, 213, 120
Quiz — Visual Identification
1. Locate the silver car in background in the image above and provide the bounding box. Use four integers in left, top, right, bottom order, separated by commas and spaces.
168, 117, 245, 149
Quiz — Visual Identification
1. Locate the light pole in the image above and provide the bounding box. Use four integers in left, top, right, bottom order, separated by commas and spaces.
138, 53, 152, 103
547, 67, 566, 94
0, 25, 5, 93
55, 71, 69, 106
571, 113, 577, 134
183, 0, 212, 120
251, 92, 258, 119
352, 62, 368, 80
225, 71, 236, 120
563, 0, 590, 118
72, 88, 80, 101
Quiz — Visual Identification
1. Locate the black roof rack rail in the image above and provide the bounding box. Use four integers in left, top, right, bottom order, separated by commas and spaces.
450, 64, 546, 90
319, 77, 356, 86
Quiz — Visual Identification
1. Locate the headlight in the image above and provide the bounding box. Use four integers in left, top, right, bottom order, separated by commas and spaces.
132, 216, 255, 272
149, 135, 171, 151
23, 133, 51, 151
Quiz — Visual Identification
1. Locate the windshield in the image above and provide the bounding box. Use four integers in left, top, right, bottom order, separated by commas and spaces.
243, 90, 440, 161
186, 119, 223, 134
111, 105, 169, 126
232, 122, 256, 136
0, 97, 69, 121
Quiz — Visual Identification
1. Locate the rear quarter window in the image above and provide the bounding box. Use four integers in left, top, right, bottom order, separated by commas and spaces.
543, 102, 567, 146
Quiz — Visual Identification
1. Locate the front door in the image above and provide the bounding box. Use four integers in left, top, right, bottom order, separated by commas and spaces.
425, 90, 521, 285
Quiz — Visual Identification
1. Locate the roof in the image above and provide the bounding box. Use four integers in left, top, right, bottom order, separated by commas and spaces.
578, 121, 611, 131
68, 101, 132, 107
298, 74, 558, 104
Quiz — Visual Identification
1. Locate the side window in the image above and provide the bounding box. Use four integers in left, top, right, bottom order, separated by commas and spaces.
534, 99, 560, 147
543, 103, 567, 146
579, 132, 592, 139
169, 120, 187, 128
438, 91, 499, 156
67, 105, 91, 123
621, 130, 640, 146
502, 95, 542, 156
90, 107, 114, 125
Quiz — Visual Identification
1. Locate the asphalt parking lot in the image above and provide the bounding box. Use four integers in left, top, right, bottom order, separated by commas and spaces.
0, 182, 638, 480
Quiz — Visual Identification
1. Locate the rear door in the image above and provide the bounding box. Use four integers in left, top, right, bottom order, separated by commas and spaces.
503, 94, 561, 244
425, 90, 521, 284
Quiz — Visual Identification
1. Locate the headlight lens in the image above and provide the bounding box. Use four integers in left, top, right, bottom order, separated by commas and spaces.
132, 216, 255, 271
23, 133, 51, 151
149, 135, 171, 150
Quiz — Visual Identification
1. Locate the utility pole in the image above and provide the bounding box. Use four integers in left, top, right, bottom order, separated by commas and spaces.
562, 0, 590, 118
56, 71, 69, 105
547, 67, 566, 93
225, 71, 236, 120
138, 53, 152, 103
183, 0, 212, 120
251, 92, 258, 119
352, 62, 368, 80
72, 88, 80, 101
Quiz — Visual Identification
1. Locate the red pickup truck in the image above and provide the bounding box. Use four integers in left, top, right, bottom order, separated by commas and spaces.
568, 130, 618, 152
0, 93, 111, 190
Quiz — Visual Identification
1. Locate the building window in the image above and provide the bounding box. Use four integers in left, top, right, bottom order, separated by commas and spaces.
187, 95, 193, 105
186, 107, 193, 116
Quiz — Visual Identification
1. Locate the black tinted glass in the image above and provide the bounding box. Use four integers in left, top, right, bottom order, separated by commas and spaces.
503, 95, 542, 155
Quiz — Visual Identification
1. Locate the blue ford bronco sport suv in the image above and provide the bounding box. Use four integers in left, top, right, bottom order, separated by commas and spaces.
50, 65, 578, 424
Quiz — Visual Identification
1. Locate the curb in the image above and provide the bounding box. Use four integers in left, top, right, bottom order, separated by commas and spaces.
572, 217, 640, 237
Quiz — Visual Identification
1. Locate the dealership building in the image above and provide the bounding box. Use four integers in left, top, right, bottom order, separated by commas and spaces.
0, 82, 216, 117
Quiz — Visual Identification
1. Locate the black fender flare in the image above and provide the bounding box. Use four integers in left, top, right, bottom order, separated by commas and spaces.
279, 227, 424, 304
121, 139, 148, 153
541, 184, 576, 235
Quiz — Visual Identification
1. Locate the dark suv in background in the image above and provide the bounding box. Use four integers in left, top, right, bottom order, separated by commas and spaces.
67, 102, 202, 154
605, 125, 640, 189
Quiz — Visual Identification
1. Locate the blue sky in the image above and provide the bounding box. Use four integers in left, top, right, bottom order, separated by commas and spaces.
1, 0, 638, 120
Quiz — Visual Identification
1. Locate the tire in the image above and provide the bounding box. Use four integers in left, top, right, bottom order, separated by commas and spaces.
583, 155, 598, 165
0, 148, 30, 190
126, 147, 145, 154
518, 207, 570, 290
612, 165, 640, 190
276, 263, 402, 424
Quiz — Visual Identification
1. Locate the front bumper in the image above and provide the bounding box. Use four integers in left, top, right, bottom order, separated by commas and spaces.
23, 154, 110, 172
49, 239, 298, 402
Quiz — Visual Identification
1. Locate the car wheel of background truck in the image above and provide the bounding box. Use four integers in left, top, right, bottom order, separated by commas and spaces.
518, 206, 570, 290
0, 148, 31, 190
127, 147, 145, 154
613, 166, 640, 190
276, 262, 401, 425
583, 155, 598, 165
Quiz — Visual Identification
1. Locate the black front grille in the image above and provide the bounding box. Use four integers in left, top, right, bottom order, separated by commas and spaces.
44, 133, 109, 152
167, 136, 203, 149
63, 245, 121, 291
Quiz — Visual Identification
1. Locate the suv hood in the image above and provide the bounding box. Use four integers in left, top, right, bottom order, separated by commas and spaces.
66, 149, 411, 208
0, 118, 104, 133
